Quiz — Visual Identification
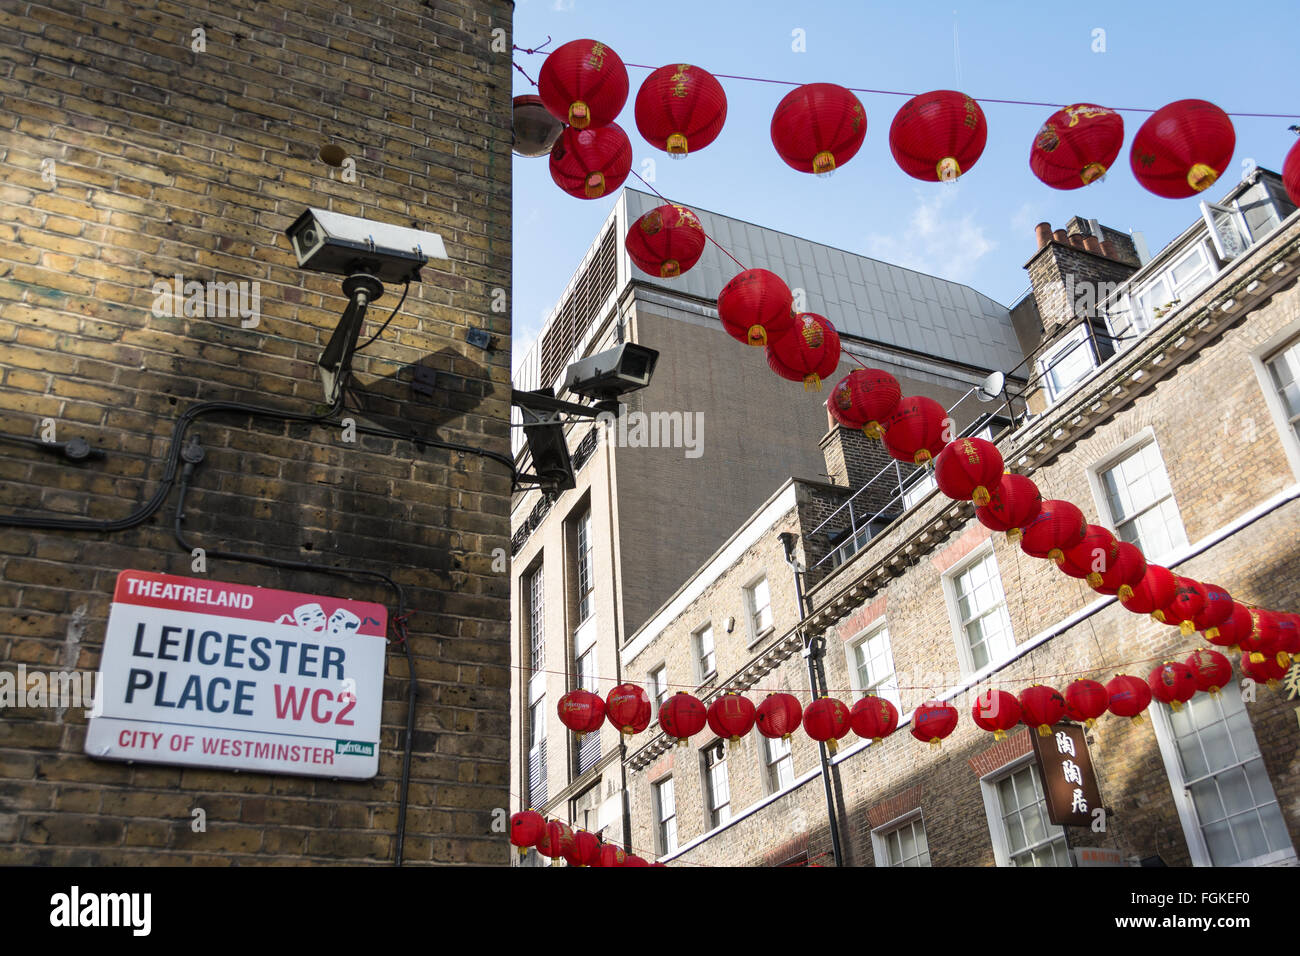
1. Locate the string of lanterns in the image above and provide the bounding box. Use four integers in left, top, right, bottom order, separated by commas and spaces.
519, 38, 1300, 205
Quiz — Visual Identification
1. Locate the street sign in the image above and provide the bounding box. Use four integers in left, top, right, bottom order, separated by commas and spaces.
86, 570, 388, 779
1030, 723, 1103, 827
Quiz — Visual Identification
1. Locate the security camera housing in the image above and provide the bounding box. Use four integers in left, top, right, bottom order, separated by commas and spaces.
561, 343, 659, 404
285, 208, 448, 284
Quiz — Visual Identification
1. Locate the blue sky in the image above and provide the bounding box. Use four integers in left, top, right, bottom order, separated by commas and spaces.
510, 0, 1300, 372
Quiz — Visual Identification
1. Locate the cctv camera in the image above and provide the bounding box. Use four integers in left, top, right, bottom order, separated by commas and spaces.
285, 208, 448, 284
562, 343, 659, 404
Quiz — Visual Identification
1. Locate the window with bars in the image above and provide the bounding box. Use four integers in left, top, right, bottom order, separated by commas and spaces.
527, 696, 547, 807
575, 508, 594, 624
1265, 337, 1300, 448
1159, 691, 1294, 866
702, 741, 731, 828
947, 549, 1014, 673
876, 815, 931, 867
654, 777, 677, 856
849, 622, 899, 710
693, 623, 716, 683
1098, 440, 1188, 563
763, 733, 795, 793
526, 564, 544, 672
990, 764, 1070, 867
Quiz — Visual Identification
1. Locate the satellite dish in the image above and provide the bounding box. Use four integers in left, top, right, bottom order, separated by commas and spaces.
976, 370, 1005, 403
512, 95, 564, 158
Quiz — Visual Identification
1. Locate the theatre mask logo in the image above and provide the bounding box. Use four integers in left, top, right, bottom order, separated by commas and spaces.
85, 570, 387, 779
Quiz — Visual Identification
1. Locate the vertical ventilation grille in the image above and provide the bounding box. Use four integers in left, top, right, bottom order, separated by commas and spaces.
539, 227, 618, 388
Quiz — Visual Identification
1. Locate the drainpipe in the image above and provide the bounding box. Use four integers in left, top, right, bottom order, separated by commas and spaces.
604, 423, 634, 855
781, 532, 845, 867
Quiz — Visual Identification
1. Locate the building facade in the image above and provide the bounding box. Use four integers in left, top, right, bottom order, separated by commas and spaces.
624, 170, 1300, 867
0, 0, 513, 865
509, 187, 1024, 860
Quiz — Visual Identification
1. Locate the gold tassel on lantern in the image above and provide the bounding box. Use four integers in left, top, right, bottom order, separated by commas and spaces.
1130, 713, 1145, 725
1007, 528, 1023, 543
1152, 610, 1167, 623
1179, 621, 1195, 635
1049, 549, 1065, 564
1086, 572, 1103, 587
1170, 700, 1184, 712
803, 374, 822, 392
1118, 584, 1134, 601
1084, 717, 1097, 729
862, 422, 883, 440
929, 737, 942, 751
993, 728, 1007, 741
1036, 723, 1051, 737
825, 738, 838, 755
747, 324, 767, 346
972, 486, 991, 507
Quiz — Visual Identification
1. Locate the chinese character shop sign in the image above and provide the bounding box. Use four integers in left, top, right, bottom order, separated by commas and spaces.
1030, 724, 1103, 826
86, 570, 387, 779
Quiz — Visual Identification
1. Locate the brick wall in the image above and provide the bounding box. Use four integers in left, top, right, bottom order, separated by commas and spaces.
0, 0, 513, 864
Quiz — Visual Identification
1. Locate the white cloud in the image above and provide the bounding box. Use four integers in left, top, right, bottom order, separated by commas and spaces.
863, 188, 996, 284
551, 0, 574, 10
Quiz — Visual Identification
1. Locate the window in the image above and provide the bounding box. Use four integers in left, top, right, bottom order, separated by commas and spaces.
526, 564, 544, 671
572, 783, 600, 835
1097, 439, 1188, 563
574, 646, 601, 774
873, 813, 931, 867
648, 665, 668, 719
762, 733, 795, 793
702, 741, 731, 828
946, 547, 1014, 673
654, 777, 677, 856
982, 762, 1070, 867
527, 694, 547, 807
847, 621, 899, 710
746, 576, 773, 643
1153, 691, 1295, 866
1124, 242, 1216, 333
1040, 326, 1096, 402
1264, 337, 1300, 448
574, 508, 594, 624
693, 623, 716, 682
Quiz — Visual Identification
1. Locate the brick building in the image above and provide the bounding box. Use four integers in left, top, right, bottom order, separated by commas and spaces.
510, 187, 1023, 861
0, 0, 514, 865
624, 169, 1300, 867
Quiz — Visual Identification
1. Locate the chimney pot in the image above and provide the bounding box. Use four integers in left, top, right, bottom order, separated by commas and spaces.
1084, 235, 1103, 254
1053, 229, 1069, 245
1035, 222, 1053, 248
1069, 233, 1087, 250
1100, 239, 1118, 259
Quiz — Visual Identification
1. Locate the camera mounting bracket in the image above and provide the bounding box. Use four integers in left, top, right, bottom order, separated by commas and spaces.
318, 272, 385, 403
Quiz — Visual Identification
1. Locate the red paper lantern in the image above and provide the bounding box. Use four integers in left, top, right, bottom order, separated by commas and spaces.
538, 39, 628, 130
770, 83, 867, 175
849, 694, 899, 743
510, 809, 546, 855
536, 820, 575, 859
889, 89, 987, 182
565, 829, 602, 867
596, 843, 628, 867
1147, 661, 1198, 712
635, 63, 727, 156
1019, 499, 1086, 563
971, 689, 1021, 740
910, 700, 959, 748
1284, 136, 1300, 206
625, 204, 706, 278
1207, 601, 1253, 651
557, 688, 606, 740
512, 94, 565, 158
605, 683, 652, 738
549, 123, 632, 199
1241, 650, 1287, 689
707, 693, 757, 743
624, 854, 650, 867
827, 368, 902, 439
1130, 99, 1235, 199
1058, 524, 1119, 587
1159, 577, 1208, 635
1120, 564, 1177, 618
1089, 540, 1147, 599
1029, 103, 1124, 189
1018, 684, 1067, 736
1064, 679, 1109, 728
1243, 608, 1281, 664
1106, 674, 1153, 723
767, 312, 842, 391
1276, 613, 1300, 658
658, 691, 708, 746
802, 696, 852, 754
975, 473, 1043, 539
934, 437, 1004, 506
755, 693, 804, 740
1186, 648, 1233, 696
1191, 582, 1234, 636
717, 268, 795, 347
881, 395, 949, 465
